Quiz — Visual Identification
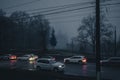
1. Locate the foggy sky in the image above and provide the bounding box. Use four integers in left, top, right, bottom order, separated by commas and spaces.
0, 0, 120, 48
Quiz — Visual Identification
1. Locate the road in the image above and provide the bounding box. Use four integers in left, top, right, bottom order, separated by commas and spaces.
0, 60, 119, 80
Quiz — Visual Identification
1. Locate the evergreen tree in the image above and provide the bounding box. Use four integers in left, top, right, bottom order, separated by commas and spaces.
50, 28, 57, 48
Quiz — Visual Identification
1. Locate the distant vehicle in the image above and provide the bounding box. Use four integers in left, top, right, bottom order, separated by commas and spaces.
30, 54, 38, 60
40, 56, 55, 61
0, 54, 17, 60
34, 58, 65, 72
100, 57, 120, 66
64, 55, 87, 64
17, 54, 38, 61
10, 54, 17, 60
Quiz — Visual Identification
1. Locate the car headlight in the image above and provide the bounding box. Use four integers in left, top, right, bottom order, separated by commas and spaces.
59, 65, 62, 68
29, 57, 35, 61
64, 59, 66, 62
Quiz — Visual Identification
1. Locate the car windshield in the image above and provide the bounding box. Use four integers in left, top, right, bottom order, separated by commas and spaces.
50, 60, 56, 63
23, 55, 29, 57
42, 56, 52, 58
71, 56, 83, 58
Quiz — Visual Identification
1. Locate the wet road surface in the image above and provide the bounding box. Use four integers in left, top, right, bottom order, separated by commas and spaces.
0, 60, 120, 80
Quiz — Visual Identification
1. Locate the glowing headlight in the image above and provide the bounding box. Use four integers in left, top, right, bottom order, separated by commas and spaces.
29, 57, 35, 61
59, 65, 62, 68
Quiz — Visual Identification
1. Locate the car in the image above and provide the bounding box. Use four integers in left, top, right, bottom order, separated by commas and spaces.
100, 57, 120, 67
9, 54, 17, 60
17, 54, 38, 61
34, 58, 65, 72
40, 55, 55, 61
29, 54, 38, 60
64, 55, 87, 64
0, 54, 17, 60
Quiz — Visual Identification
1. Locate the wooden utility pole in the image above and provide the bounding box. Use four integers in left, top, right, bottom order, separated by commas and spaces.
114, 26, 117, 56
96, 0, 101, 80
71, 38, 74, 53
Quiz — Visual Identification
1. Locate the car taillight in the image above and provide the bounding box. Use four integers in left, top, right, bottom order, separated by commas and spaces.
82, 58, 87, 63
53, 58, 55, 60
35, 56, 38, 59
10, 55, 16, 60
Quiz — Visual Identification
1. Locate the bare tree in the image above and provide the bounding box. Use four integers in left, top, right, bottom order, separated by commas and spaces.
77, 14, 113, 54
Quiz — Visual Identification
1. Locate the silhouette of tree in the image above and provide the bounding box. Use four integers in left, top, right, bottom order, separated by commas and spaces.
77, 14, 113, 53
50, 28, 57, 49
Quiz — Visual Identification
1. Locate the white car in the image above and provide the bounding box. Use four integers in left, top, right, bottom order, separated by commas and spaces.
40, 56, 55, 61
64, 55, 87, 64
100, 57, 120, 66
17, 54, 38, 61
34, 58, 65, 72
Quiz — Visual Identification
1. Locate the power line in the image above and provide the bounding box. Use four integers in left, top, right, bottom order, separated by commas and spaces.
9, 2, 120, 20
4, 0, 120, 16
10, 2, 120, 16
3, 0, 41, 10
24, 1, 94, 12
6, 1, 94, 15
9, 4, 94, 20
101, 2, 120, 7
3, 0, 116, 12
31, 5, 95, 16
47, 11, 94, 20
4, 0, 115, 11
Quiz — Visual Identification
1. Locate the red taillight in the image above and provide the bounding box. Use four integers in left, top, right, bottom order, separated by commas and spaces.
35, 56, 38, 59
10, 55, 17, 60
53, 58, 55, 60
82, 58, 87, 63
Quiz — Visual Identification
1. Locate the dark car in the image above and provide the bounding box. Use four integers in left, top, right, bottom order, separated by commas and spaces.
100, 57, 120, 67
0, 54, 17, 60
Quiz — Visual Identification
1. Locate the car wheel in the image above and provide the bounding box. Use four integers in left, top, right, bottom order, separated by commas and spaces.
59, 70, 64, 74
36, 66, 41, 70
78, 61, 82, 64
53, 68, 58, 72
65, 60, 69, 63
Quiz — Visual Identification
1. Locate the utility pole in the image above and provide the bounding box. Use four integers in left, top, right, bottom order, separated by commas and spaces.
96, 0, 101, 80
114, 26, 117, 56
71, 38, 74, 53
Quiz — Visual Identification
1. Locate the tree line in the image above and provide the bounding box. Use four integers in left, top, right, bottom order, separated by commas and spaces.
0, 9, 57, 52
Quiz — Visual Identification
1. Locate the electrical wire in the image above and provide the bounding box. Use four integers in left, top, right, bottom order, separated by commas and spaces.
31, 5, 95, 16
9, 1, 120, 20
9, 4, 95, 20
24, 1, 94, 12
6, 1, 94, 15
47, 11, 94, 20
101, 2, 120, 7
3, 0, 41, 10
9, 2, 120, 16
